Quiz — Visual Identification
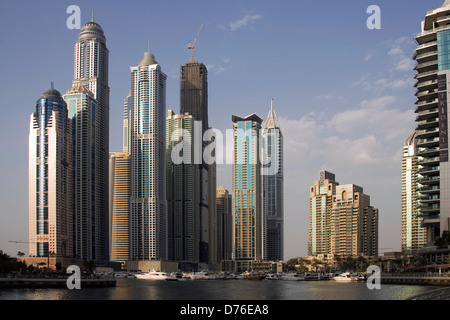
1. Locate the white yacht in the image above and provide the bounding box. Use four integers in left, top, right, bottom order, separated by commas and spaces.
280, 273, 304, 281
135, 269, 168, 280
333, 272, 353, 282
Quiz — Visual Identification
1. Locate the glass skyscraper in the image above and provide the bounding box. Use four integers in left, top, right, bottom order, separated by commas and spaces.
414, 0, 450, 242
28, 87, 73, 259
129, 50, 167, 261
232, 114, 263, 272
71, 18, 110, 261
262, 100, 284, 261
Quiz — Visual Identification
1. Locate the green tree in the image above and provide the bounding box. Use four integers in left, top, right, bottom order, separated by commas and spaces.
83, 260, 96, 275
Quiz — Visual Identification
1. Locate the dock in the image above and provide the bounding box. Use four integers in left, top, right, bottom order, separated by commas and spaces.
381, 273, 450, 286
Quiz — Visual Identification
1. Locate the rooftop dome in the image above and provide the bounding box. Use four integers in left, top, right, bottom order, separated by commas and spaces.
78, 18, 105, 43
138, 51, 157, 67
40, 88, 62, 99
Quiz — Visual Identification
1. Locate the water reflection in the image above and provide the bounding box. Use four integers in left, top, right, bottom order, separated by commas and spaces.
0, 279, 438, 301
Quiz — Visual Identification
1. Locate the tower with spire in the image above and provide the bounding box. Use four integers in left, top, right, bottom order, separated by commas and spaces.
71, 16, 110, 262
262, 99, 284, 261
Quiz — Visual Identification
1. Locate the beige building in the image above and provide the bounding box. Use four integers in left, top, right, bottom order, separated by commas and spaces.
308, 170, 339, 256
401, 130, 427, 253
330, 184, 378, 257
109, 152, 131, 266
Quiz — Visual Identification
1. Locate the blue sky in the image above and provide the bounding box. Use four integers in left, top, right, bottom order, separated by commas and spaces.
0, 0, 444, 259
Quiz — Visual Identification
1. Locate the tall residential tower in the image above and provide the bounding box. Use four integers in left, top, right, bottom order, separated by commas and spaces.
129, 50, 167, 262
71, 18, 110, 261
262, 100, 284, 261
401, 131, 427, 252
232, 114, 263, 272
414, 0, 450, 242
29, 88, 73, 259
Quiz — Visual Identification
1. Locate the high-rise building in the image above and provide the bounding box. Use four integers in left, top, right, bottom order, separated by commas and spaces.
330, 184, 378, 257
129, 50, 167, 261
216, 186, 233, 262
109, 152, 131, 265
63, 84, 100, 261
180, 62, 208, 130
28, 87, 73, 259
262, 100, 284, 261
414, 0, 450, 242
71, 18, 110, 261
402, 131, 427, 253
166, 110, 200, 266
232, 114, 263, 272
308, 170, 339, 256
179, 60, 217, 267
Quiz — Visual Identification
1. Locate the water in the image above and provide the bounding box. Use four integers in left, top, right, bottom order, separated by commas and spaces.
0, 278, 439, 300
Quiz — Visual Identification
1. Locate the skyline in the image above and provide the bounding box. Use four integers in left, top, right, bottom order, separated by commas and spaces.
0, 0, 443, 260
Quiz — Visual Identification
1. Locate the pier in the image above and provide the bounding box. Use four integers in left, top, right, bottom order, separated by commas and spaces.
381, 273, 450, 286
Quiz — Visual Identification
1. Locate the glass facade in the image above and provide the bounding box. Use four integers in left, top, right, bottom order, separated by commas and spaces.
438, 29, 450, 71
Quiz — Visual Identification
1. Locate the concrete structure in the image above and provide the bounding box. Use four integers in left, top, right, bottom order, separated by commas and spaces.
129, 50, 167, 261
109, 152, 131, 266
262, 100, 284, 261
414, 0, 450, 242
28, 88, 73, 259
166, 110, 200, 266
330, 184, 379, 257
71, 18, 110, 261
402, 130, 427, 253
216, 186, 233, 261
232, 114, 263, 272
308, 170, 339, 256
179, 60, 217, 267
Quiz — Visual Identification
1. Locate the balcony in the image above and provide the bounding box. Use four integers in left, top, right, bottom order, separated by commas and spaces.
416, 137, 439, 148
415, 78, 438, 91
416, 99, 438, 112
415, 50, 438, 64
419, 165, 440, 175
416, 89, 438, 101
415, 41, 437, 55
419, 175, 440, 185
414, 69, 437, 82
416, 108, 438, 121
417, 118, 439, 130
416, 128, 439, 139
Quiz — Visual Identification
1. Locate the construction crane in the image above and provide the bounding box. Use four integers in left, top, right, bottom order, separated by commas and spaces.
188, 24, 204, 63
9, 240, 31, 244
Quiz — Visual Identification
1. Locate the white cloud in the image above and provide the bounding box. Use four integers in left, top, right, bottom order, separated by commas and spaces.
229, 14, 263, 32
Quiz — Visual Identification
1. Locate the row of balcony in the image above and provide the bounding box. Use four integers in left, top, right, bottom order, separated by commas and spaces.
416, 107, 438, 121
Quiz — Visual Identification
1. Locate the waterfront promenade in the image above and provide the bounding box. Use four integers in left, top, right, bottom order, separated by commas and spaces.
381, 272, 450, 286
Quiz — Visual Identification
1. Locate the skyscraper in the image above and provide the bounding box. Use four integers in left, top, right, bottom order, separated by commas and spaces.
330, 184, 378, 257
63, 84, 100, 261
262, 100, 284, 261
414, 0, 450, 242
232, 114, 263, 272
179, 59, 216, 267
166, 110, 200, 266
180, 62, 208, 130
308, 170, 339, 256
129, 50, 167, 262
402, 131, 427, 253
109, 152, 131, 266
216, 186, 232, 262
71, 18, 110, 261
29, 87, 72, 259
